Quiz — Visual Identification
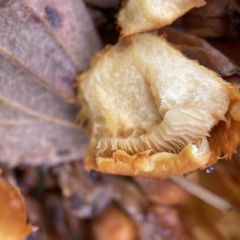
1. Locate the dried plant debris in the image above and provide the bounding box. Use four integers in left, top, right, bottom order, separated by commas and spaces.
54, 162, 146, 219
117, 0, 206, 37
55, 162, 183, 240
183, 0, 240, 38
12, 155, 240, 240
84, 0, 120, 9
12, 166, 87, 240
1, 0, 240, 239
77, 32, 240, 178
0, 176, 33, 240
138, 206, 182, 240
87, 7, 108, 28
12, 162, 184, 240
180, 157, 240, 240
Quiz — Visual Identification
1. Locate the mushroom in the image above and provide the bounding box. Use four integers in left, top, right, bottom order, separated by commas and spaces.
77, 32, 240, 179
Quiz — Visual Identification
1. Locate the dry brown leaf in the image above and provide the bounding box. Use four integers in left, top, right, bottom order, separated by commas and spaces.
206, 38, 240, 68
161, 27, 240, 77
25, 0, 102, 72
12, 166, 86, 240
84, 0, 120, 9
54, 162, 146, 219
0, 177, 33, 240
205, 38, 240, 85
0, 51, 88, 167
53, 162, 183, 239
77, 32, 240, 179
41, 194, 85, 240
117, 0, 206, 37
0, 0, 101, 167
182, 0, 228, 37
0, 0, 101, 99
87, 7, 108, 28
183, 0, 240, 38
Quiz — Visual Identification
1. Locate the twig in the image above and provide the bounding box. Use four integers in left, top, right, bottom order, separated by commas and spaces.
170, 175, 233, 213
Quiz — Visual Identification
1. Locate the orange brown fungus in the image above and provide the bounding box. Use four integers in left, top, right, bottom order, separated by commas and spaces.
208, 91, 240, 164
0, 177, 33, 240
77, 32, 240, 179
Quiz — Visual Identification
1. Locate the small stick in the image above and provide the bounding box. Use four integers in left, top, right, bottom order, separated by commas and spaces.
170, 175, 233, 213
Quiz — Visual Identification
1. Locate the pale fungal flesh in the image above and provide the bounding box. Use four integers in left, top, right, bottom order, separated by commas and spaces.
77, 32, 240, 179
117, 0, 206, 37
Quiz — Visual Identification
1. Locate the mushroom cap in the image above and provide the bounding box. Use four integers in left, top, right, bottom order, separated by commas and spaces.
117, 0, 206, 37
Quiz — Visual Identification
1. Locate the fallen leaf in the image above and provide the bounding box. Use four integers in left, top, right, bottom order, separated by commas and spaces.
25, 0, 102, 72
161, 27, 240, 76
84, 0, 120, 9
0, 0, 100, 167
183, 0, 240, 38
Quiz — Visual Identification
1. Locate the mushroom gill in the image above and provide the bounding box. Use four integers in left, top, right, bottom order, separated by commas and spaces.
77, 32, 240, 178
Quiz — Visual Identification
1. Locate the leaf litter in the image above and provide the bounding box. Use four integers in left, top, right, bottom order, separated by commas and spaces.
0, 0, 240, 239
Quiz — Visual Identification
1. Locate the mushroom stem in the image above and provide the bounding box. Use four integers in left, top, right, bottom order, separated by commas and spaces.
170, 175, 233, 213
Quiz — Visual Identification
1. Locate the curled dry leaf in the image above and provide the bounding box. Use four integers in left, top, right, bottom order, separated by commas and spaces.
0, 177, 33, 240
204, 38, 240, 86
183, 0, 240, 38
54, 162, 183, 239
87, 7, 108, 28
14, 166, 87, 240
0, 0, 102, 166
42, 194, 85, 240
84, 0, 120, 9
161, 27, 240, 77
77, 32, 240, 179
55, 162, 146, 219
117, 0, 206, 37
